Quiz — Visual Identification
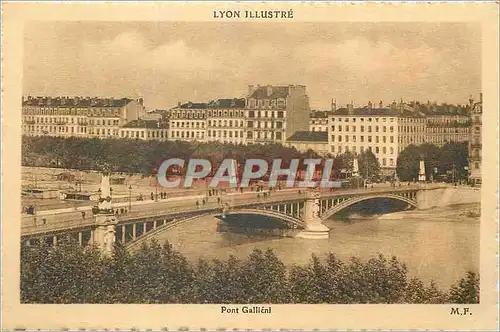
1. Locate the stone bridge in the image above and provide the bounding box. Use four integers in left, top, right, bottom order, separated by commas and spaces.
21, 182, 480, 254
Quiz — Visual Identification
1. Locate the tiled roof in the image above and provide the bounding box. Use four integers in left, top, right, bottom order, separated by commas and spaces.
248, 86, 290, 99
208, 98, 246, 108
333, 107, 424, 118
310, 110, 331, 118
22, 96, 136, 108
121, 120, 167, 129
287, 131, 328, 143
177, 98, 246, 109
178, 102, 209, 109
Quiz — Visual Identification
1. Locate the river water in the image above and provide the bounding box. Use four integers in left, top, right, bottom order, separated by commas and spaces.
150, 203, 480, 289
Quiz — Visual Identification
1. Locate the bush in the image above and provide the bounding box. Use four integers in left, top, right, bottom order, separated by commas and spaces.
20, 240, 479, 304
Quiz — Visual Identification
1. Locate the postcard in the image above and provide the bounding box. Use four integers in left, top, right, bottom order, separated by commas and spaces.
2, 2, 499, 330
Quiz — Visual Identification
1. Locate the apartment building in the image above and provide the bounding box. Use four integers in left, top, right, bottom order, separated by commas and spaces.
425, 114, 470, 147
327, 102, 426, 171
22, 96, 145, 138
309, 110, 330, 132
468, 93, 482, 185
119, 119, 168, 141
167, 98, 246, 143
167, 102, 207, 142
245, 85, 310, 144
206, 99, 247, 144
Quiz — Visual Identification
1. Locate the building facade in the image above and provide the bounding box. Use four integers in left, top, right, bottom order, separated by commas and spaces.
468, 93, 482, 185
167, 98, 246, 144
327, 103, 426, 172
167, 102, 207, 142
118, 119, 168, 141
309, 111, 330, 132
245, 85, 310, 144
425, 114, 470, 147
206, 99, 247, 145
22, 96, 145, 138
286, 131, 329, 155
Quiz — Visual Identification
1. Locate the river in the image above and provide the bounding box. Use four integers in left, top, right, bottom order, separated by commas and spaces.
149, 203, 480, 289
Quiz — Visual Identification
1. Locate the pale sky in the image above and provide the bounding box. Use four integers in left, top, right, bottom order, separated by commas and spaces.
23, 22, 481, 110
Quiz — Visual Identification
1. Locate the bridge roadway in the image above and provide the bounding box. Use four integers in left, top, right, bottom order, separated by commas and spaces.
21, 184, 426, 237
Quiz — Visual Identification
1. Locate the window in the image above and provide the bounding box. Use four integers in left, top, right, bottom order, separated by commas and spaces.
390, 136, 394, 143
361, 126, 364, 132
382, 158, 386, 166
345, 125, 349, 132
331, 146, 335, 153
390, 147, 394, 154
352, 135, 356, 142
368, 136, 372, 143
331, 135, 335, 142
331, 126, 335, 132
338, 125, 342, 132
346, 135, 349, 142
375, 126, 379, 132
338, 135, 342, 142
475, 162, 480, 169
360, 136, 364, 142
376, 136, 379, 143
376, 147, 380, 153
368, 126, 372, 132
383, 147, 386, 154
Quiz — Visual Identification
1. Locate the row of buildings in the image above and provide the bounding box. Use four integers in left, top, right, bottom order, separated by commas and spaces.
21, 85, 482, 184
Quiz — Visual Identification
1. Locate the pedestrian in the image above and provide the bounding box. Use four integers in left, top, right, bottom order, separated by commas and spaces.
81, 211, 86, 220
217, 197, 221, 204
196, 200, 200, 209
202, 199, 206, 206
150, 192, 154, 200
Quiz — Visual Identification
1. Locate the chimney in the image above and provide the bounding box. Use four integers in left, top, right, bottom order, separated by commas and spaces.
348, 102, 354, 115
266, 85, 273, 97
178, 101, 181, 107
480, 93, 483, 103
331, 99, 337, 112
368, 101, 373, 109
379, 101, 383, 108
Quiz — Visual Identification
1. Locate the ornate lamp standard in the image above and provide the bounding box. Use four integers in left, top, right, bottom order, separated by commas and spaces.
128, 185, 132, 211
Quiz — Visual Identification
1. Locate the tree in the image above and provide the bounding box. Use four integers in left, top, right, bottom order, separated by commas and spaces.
358, 150, 381, 180
439, 142, 469, 181
448, 271, 480, 304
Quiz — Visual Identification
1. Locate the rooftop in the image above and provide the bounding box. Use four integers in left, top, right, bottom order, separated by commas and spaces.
310, 110, 331, 118
333, 107, 425, 118
22, 96, 140, 108
248, 86, 290, 99
287, 131, 329, 143
175, 98, 246, 110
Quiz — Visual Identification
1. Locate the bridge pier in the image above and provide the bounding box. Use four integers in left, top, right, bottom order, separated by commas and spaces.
296, 192, 330, 239
92, 173, 119, 256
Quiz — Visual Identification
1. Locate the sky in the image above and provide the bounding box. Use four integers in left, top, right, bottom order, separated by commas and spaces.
23, 22, 481, 110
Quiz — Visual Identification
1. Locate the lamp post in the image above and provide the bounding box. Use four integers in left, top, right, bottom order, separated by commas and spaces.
128, 185, 132, 211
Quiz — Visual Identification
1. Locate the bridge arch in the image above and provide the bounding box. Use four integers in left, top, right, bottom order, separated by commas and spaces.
125, 208, 304, 251
320, 194, 418, 220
